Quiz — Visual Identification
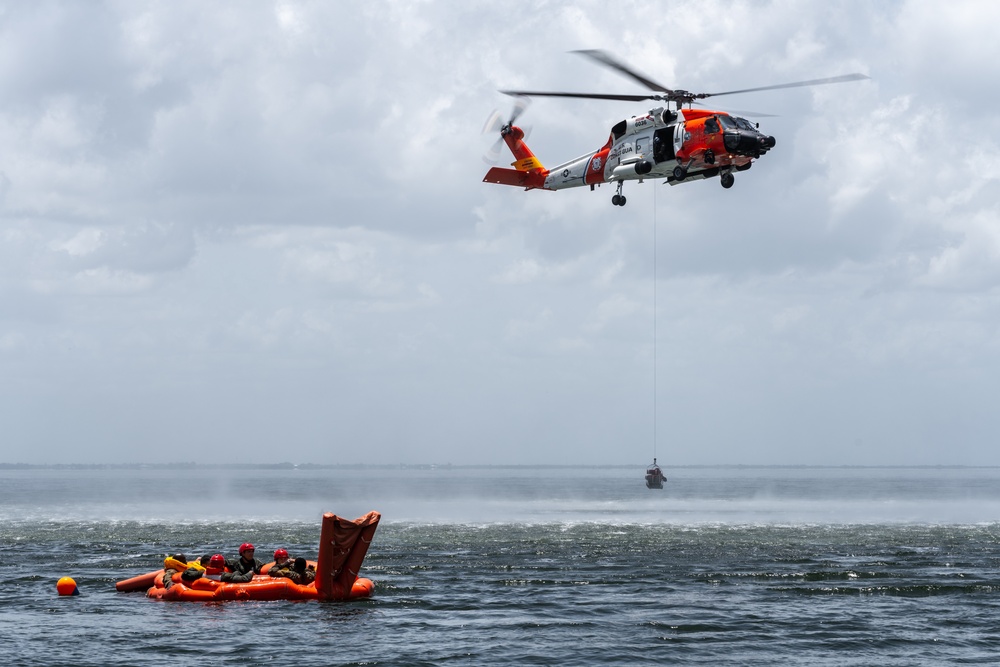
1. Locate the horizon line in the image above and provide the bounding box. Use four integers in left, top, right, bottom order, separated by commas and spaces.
2, 462, 999, 470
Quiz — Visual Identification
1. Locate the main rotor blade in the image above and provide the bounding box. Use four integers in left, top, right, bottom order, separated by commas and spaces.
703, 73, 870, 99
501, 90, 656, 102
690, 102, 779, 118
571, 49, 673, 93
718, 109, 779, 118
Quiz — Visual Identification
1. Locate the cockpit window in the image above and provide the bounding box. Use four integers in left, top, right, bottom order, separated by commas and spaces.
718, 114, 737, 129
705, 117, 720, 134
734, 117, 756, 131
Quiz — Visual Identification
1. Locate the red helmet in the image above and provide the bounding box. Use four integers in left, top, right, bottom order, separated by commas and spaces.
274, 548, 289, 560
239, 542, 255, 555
209, 554, 225, 567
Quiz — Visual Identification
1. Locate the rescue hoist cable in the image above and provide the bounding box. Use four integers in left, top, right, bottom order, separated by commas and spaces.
652, 184, 658, 464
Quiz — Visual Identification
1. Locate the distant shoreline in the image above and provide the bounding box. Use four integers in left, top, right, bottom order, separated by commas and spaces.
2, 463, 998, 471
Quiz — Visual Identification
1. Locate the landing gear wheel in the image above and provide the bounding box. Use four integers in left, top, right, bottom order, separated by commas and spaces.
673, 166, 687, 181
720, 173, 735, 189
612, 182, 626, 206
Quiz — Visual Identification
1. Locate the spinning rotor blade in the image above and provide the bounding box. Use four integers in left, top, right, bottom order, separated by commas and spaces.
500, 90, 656, 102
484, 96, 531, 129
716, 109, 778, 118
481, 109, 505, 135
482, 125, 533, 165
701, 73, 871, 100
508, 95, 531, 125
571, 49, 673, 93
689, 101, 778, 118
499, 51, 869, 108
481, 97, 532, 165
483, 137, 505, 165
481, 110, 505, 163
500, 49, 676, 103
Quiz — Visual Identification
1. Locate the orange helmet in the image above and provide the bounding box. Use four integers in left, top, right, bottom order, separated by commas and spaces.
239, 542, 255, 555
209, 554, 225, 567
274, 548, 289, 560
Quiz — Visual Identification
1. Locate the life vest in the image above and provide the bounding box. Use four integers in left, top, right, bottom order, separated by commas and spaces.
163, 557, 187, 572
162, 557, 205, 573
205, 566, 225, 581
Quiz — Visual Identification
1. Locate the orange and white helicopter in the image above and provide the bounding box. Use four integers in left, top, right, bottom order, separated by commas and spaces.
483, 50, 868, 206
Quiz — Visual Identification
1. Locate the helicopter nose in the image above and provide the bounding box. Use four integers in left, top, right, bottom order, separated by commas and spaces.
761, 135, 776, 149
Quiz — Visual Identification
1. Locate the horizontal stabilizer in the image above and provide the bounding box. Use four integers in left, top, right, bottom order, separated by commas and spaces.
483, 167, 547, 190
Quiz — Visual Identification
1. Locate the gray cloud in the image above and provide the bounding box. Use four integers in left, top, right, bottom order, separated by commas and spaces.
1, 1, 999, 465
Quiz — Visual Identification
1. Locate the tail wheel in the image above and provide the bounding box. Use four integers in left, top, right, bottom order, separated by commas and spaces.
673, 166, 687, 181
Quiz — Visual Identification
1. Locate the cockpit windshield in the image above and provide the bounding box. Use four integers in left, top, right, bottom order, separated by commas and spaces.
718, 114, 738, 130
734, 116, 756, 131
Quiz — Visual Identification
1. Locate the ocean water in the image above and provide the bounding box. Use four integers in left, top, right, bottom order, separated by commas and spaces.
3, 465, 1000, 665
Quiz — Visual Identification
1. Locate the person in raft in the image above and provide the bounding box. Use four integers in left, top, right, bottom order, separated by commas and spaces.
162, 554, 206, 588
204, 554, 227, 581
268, 549, 315, 584
222, 543, 265, 583
267, 549, 301, 584
161, 554, 189, 589
292, 557, 316, 584
268, 548, 292, 576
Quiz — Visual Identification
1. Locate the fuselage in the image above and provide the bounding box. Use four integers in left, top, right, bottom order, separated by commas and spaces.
541, 107, 775, 190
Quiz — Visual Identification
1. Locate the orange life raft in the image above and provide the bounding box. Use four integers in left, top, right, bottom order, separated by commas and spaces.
115, 511, 380, 602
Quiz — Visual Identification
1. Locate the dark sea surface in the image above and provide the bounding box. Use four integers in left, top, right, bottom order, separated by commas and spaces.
3, 466, 1000, 665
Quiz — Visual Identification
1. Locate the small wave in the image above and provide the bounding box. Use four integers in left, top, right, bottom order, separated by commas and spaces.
771, 583, 1000, 596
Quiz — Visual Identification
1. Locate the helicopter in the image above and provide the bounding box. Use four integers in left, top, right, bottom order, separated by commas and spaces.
482, 50, 868, 206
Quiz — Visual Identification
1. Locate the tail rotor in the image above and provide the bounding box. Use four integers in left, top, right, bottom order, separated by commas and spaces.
482, 96, 531, 164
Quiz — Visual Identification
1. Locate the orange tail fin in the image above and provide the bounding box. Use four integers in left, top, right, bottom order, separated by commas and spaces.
483, 125, 548, 190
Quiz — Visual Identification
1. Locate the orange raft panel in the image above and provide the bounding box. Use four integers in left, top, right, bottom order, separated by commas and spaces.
115, 511, 380, 602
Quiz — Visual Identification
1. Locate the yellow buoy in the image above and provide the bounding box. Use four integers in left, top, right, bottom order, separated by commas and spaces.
56, 576, 79, 596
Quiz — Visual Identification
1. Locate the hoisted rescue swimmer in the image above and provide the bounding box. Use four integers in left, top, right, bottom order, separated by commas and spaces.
483, 50, 867, 206
645, 458, 666, 490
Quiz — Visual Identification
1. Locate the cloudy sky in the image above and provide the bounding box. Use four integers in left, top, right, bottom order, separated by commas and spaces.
1, 1, 998, 466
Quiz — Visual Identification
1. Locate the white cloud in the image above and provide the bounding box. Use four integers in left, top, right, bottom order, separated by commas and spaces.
505, 308, 552, 340
54, 228, 105, 257
494, 258, 543, 285
63, 266, 153, 295
584, 294, 641, 333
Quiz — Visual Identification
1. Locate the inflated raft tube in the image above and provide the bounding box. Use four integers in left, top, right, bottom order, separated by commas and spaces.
115, 511, 380, 602
146, 570, 374, 602
116, 570, 163, 593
